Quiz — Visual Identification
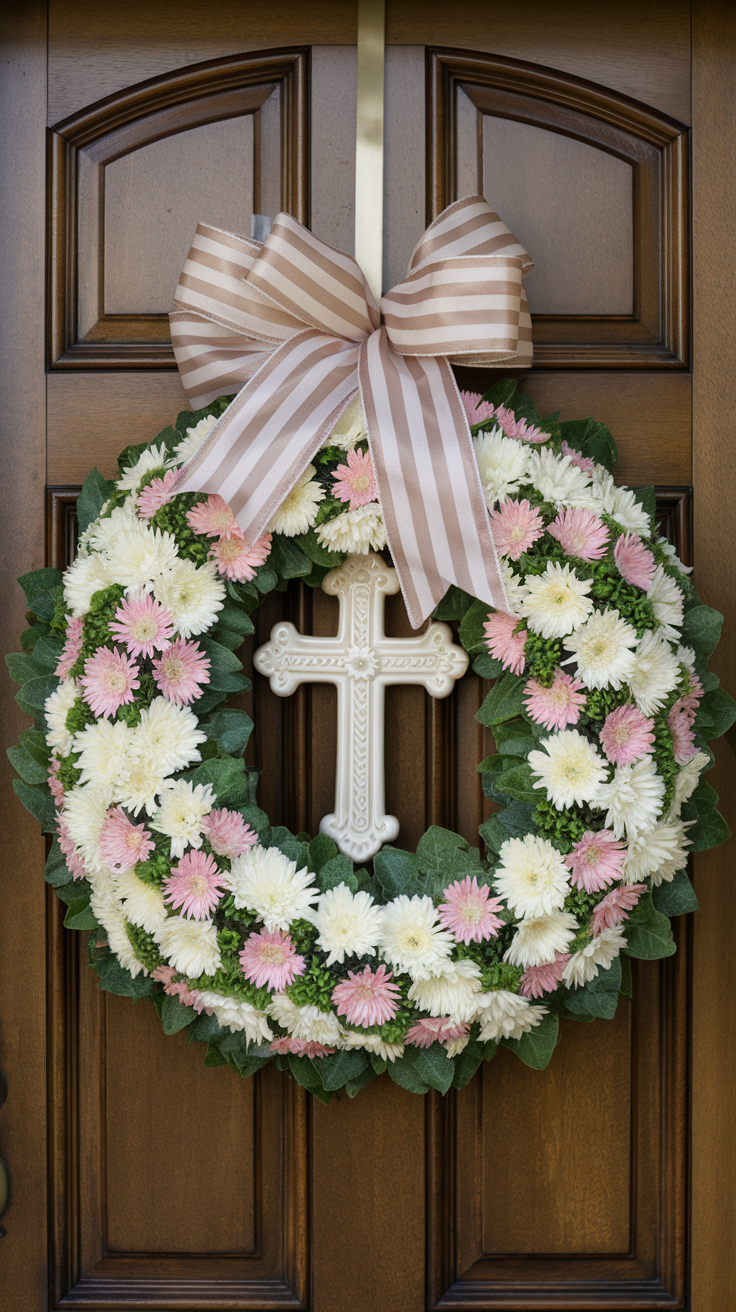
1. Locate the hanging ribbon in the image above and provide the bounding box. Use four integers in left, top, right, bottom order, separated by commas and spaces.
170, 196, 533, 628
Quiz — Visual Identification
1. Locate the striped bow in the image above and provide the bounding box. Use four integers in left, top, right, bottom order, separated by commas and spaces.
171, 196, 533, 628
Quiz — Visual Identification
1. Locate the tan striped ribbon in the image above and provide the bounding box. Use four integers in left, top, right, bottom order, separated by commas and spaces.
171, 196, 533, 628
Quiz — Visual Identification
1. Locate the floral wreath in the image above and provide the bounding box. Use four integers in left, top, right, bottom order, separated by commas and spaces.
8, 379, 735, 1102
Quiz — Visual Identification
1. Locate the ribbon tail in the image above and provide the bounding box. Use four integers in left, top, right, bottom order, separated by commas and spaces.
359, 328, 508, 628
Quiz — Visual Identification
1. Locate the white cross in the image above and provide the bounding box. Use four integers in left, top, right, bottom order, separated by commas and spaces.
253, 552, 469, 862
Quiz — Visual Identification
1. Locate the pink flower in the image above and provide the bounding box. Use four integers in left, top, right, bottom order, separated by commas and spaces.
137, 469, 178, 519
99, 806, 155, 873
239, 927, 305, 991
519, 952, 570, 998
493, 403, 548, 444
437, 875, 504, 944
404, 1018, 469, 1048
332, 448, 377, 509
460, 390, 497, 427
678, 672, 704, 716
186, 494, 243, 540
56, 616, 84, 678
57, 814, 86, 879
489, 499, 545, 561
79, 646, 140, 719
202, 808, 257, 858
565, 830, 626, 892
163, 850, 225, 920
109, 594, 174, 658
524, 668, 586, 731
210, 532, 272, 581
331, 963, 401, 1028
613, 532, 656, 589
152, 638, 211, 705
484, 611, 527, 674
270, 1036, 335, 1058
668, 706, 697, 764
151, 964, 177, 987
560, 441, 596, 472
151, 966, 200, 1006
548, 507, 610, 561
600, 704, 655, 766
48, 758, 65, 806
591, 884, 647, 936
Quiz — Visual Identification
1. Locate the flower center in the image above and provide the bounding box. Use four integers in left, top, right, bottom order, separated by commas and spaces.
133, 618, 157, 641
106, 671, 128, 693
612, 724, 631, 744
162, 657, 184, 682
188, 874, 209, 896
219, 538, 243, 562
261, 944, 286, 964
351, 474, 371, 491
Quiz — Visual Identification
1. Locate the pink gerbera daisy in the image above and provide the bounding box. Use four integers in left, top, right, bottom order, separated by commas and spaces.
48, 758, 65, 806
613, 532, 656, 589
332, 448, 377, 509
519, 952, 570, 998
79, 646, 140, 719
99, 806, 155, 873
163, 850, 225, 920
484, 611, 527, 674
152, 638, 211, 705
460, 390, 497, 427
109, 594, 174, 658
591, 884, 647, 936
202, 808, 257, 858
600, 704, 655, 766
57, 814, 86, 879
270, 1036, 336, 1058
210, 532, 272, 581
489, 499, 545, 561
137, 468, 178, 519
565, 829, 626, 892
668, 706, 697, 764
239, 927, 305, 991
437, 875, 504, 944
151, 965, 200, 1007
524, 668, 586, 731
560, 440, 596, 473
548, 507, 610, 561
404, 1018, 469, 1049
493, 403, 548, 444
331, 963, 401, 1028
678, 672, 704, 715
186, 494, 243, 540
56, 616, 84, 679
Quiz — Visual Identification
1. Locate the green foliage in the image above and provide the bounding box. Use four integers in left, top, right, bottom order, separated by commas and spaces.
557, 416, 618, 472
184, 756, 249, 806
680, 778, 731, 851
681, 605, 724, 664
652, 869, 699, 917
200, 708, 253, 756
432, 585, 474, 622
477, 672, 528, 726
77, 468, 116, 534
563, 957, 622, 1020
502, 1011, 559, 1069
161, 993, 196, 1035
622, 893, 677, 960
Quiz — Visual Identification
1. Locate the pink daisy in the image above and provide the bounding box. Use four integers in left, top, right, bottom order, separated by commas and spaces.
48, 758, 65, 806
460, 390, 497, 427
109, 594, 174, 658
99, 806, 155, 873
565, 829, 626, 892
437, 875, 504, 944
202, 808, 257, 858
600, 704, 655, 766
591, 884, 647, 936
560, 440, 596, 472
151, 966, 200, 1007
163, 850, 225, 920
524, 668, 586, 731
56, 616, 84, 679
489, 499, 545, 561
331, 963, 401, 1028
519, 952, 571, 998
668, 706, 697, 764
548, 507, 610, 561
678, 672, 704, 716
152, 638, 211, 706
613, 532, 656, 589
186, 494, 243, 540
484, 611, 527, 675
137, 468, 178, 519
57, 814, 86, 880
332, 448, 377, 509
404, 1018, 469, 1049
270, 1036, 336, 1058
151, 964, 177, 988
239, 927, 305, 991
210, 532, 272, 581
79, 646, 140, 719
493, 403, 548, 444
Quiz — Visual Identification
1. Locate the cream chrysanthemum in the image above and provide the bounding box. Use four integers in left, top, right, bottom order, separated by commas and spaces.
623, 819, 690, 884
323, 394, 365, 450
589, 472, 651, 535
562, 609, 638, 689
269, 996, 343, 1047
153, 558, 225, 638
227, 845, 320, 931
155, 916, 221, 977
474, 990, 547, 1042
526, 447, 593, 507
520, 561, 593, 639
172, 414, 217, 466
73, 719, 135, 799
379, 894, 454, 981
63, 553, 115, 618
494, 834, 571, 916
133, 698, 206, 776
115, 869, 167, 934
116, 442, 170, 492
45, 679, 80, 756
268, 464, 325, 536
646, 565, 684, 641
105, 523, 180, 591
114, 754, 168, 817
408, 959, 482, 1023
91, 890, 147, 977
595, 756, 665, 839
151, 779, 214, 858
309, 883, 384, 965
343, 1031, 404, 1062
670, 751, 709, 813
87, 501, 138, 555
500, 560, 527, 616
562, 924, 627, 988
473, 429, 530, 505
628, 630, 681, 716
62, 785, 110, 873
316, 503, 386, 554
528, 730, 609, 810
193, 990, 273, 1044
504, 910, 578, 968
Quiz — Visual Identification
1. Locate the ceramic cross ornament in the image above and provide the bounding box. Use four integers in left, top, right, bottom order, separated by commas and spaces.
253, 553, 469, 861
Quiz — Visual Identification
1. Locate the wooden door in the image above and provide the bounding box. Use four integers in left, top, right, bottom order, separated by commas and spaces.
2, 2, 735, 1308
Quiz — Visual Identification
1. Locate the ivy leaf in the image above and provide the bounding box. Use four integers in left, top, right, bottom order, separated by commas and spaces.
633, 485, 656, 526
184, 757, 248, 806
493, 761, 540, 804
681, 605, 724, 662
63, 898, 99, 930
451, 1035, 491, 1088
563, 957, 621, 1020
695, 687, 736, 741
45, 838, 74, 887
681, 778, 731, 851
472, 652, 504, 680
161, 994, 196, 1035
412, 1043, 455, 1094
458, 599, 492, 654
622, 892, 676, 960
94, 951, 154, 998
317, 853, 358, 893
287, 1055, 334, 1103
298, 529, 346, 569
557, 417, 617, 472
502, 1011, 559, 1069
269, 828, 309, 868
318, 1048, 370, 1091
388, 1051, 431, 1095
479, 799, 537, 853
28, 636, 63, 672
308, 832, 339, 871
15, 673, 59, 711
193, 1012, 223, 1043
17, 567, 64, 611
5, 652, 48, 687
480, 377, 518, 409
373, 846, 421, 899
477, 672, 527, 726
345, 1065, 379, 1097
209, 603, 255, 651
432, 586, 474, 621
269, 534, 316, 580
492, 717, 535, 758
238, 804, 271, 842
416, 826, 473, 874
200, 708, 253, 757
197, 637, 251, 693
652, 869, 699, 917
77, 468, 116, 534
203, 1044, 228, 1068
7, 742, 49, 786
12, 778, 57, 831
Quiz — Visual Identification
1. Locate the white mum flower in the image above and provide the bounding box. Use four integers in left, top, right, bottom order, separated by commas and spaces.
226, 845, 319, 931
474, 429, 530, 505
116, 442, 170, 492
504, 910, 578, 968
474, 990, 547, 1042
379, 894, 454, 981
646, 565, 684, 641
87, 500, 138, 555
657, 536, 693, 575
521, 561, 594, 639
562, 609, 638, 689
115, 869, 167, 934
676, 644, 696, 672
316, 503, 387, 554
193, 989, 273, 1044
500, 560, 528, 616
275, 1000, 343, 1047
153, 558, 225, 638
310, 883, 384, 965
494, 834, 571, 916
63, 553, 114, 618
90, 890, 148, 977
526, 447, 593, 507
73, 719, 135, 799
114, 754, 168, 817
45, 679, 79, 756
151, 779, 214, 858
268, 464, 325, 537
591, 473, 651, 534
343, 1031, 404, 1062
134, 698, 206, 777
323, 394, 365, 450
173, 414, 218, 466
408, 959, 482, 1023
63, 785, 110, 873
623, 819, 690, 884
528, 730, 609, 810
267, 991, 300, 1030
562, 924, 627, 988
627, 629, 681, 716
155, 915, 221, 977
595, 756, 665, 839
105, 523, 180, 592
669, 751, 709, 813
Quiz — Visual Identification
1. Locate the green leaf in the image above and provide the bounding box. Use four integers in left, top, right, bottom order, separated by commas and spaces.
622, 892, 677, 960
94, 951, 154, 998
472, 652, 504, 680
77, 468, 116, 533
287, 1054, 334, 1103
373, 846, 421, 899
45, 838, 74, 887
12, 778, 57, 831
492, 717, 535, 758
451, 1035, 488, 1088
345, 1065, 379, 1097
200, 709, 253, 757
696, 687, 736, 741
652, 869, 699, 917
317, 853, 358, 893
209, 603, 255, 650
619, 953, 633, 999
193, 1012, 223, 1043
17, 568, 64, 609
15, 673, 59, 711
557, 417, 618, 472
432, 586, 474, 621
502, 1010, 559, 1069
198, 637, 250, 693
388, 1053, 431, 1095
237, 803, 271, 841
298, 529, 347, 569
458, 599, 491, 654
563, 956, 621, 1020
63, 898, 99, 930
480, 377, 518, 410
477, 672, 527, 726
412, 1043, 455, 1094
308, 832, 339, 871
319, 1048, 370, 1090
269, 534, 313, 579
633, 485, 656, 525
184, 757, 248, 806
7, 742, 49, 785
681, 605, 724, 662
681, 778, 731, 851
479, 799, 537, 854
28, 636, 64, 672
203, 1044, 228, 1068
161, 993, 196, 1034
493, 761, 540, 804
416, 826, 472, 875
5, 652, 48, 686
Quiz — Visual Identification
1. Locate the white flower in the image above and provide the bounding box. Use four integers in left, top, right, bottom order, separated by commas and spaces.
562, 924, 627, 988
63, 553, 114, 617
676, 644, 696, 672
444, 1033, 471, 1058
474, 990, 547, 1042
379, 894, 454, 981
526, 447, 593, 507
628, 630, 681, 716
116, 442, 170, 492
173, 414, 218, 466
504, 910, 578, 968
494, 834, 571, 916
73, 719, 135, 799
658, 536, 693, 575
226, 845, 319, 931
155, 916, 221, 977
562, 609, 638, 689
106, 522, 180, 593
114, 754, 168, 817
520, 561, 593, 639
153, 558, 225, 637
151, 779, 214, 858
267, 991, 300, 1030
343, 1031, 404, 1062
323, 394, 365, 450
193, 989, 273, 1044
595, 756, 665, 839
408, 959, 482, 1023
90, 890, 148, 977
316, 503, 386, 554
45, 679, 79, 756
268, 463, 325, 536
474, 429, 530, 505
623, 819, 690, 884
133, 698, 205, 778
115, 869, 167, 934
63, 785, 109, 873
646, 565, 684, 640
310, 883, 384, 965
670, 751, 709, 813
269, 996, 343, 1047
500, 559, 528, 616
87, 500, 138, 555
528, 730, 609, 810
590, 472, 651, 534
